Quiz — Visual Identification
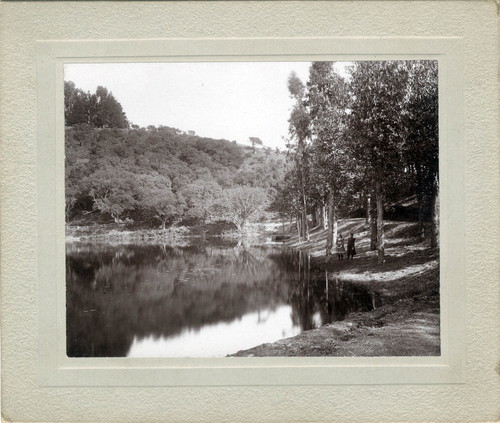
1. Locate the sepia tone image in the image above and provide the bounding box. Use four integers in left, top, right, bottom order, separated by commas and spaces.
65, 61, 439, 358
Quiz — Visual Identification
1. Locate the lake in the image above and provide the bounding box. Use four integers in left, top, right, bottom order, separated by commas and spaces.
66, 240, 383, 357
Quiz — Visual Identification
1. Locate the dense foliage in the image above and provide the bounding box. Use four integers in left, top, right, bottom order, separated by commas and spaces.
65, 99, 285, 230
280, 61, 439, 261
65, 82, 129, 128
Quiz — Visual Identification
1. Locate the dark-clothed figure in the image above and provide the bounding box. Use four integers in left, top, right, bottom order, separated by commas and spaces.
347, 233, 356, 259
336, 234, 345, 260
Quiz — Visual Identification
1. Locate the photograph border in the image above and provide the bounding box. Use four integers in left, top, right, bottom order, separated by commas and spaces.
37, 37, 465, 387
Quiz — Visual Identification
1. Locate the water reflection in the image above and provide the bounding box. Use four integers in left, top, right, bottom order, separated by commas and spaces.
128, 305, 300, 357
66, 241, 383, 357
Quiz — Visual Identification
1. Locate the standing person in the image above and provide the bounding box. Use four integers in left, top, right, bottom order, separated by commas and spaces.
347, 233, 356, 259
336, 234, 345, 260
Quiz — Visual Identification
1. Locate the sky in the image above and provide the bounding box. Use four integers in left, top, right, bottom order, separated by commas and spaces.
64, 61, 347, 149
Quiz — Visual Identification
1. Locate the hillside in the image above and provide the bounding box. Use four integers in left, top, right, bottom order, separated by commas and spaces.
66, 124, 286, 228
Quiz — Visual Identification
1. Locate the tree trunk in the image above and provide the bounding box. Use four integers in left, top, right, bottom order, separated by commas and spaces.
296, 214, 301, 241
311, 206, 318, 228
326, 189, 334, 257
430, 182, 439, 249
417, 192, 425, 241
322, 205, 328, 230
333, 211, 338, 246
369, 191, 377, 251
111, 213, 121, 224
375, 180, 385, 264
301, 207, 309, 241
366, 192, 371, 225
297, 140, 309, 242
415, 166, 425, 240
300, 188, 309, 241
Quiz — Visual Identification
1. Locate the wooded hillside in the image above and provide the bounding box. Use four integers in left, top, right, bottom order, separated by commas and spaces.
65, 107, 286, 230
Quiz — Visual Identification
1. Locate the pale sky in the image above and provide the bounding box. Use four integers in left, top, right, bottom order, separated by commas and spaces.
64, 62, 347, 149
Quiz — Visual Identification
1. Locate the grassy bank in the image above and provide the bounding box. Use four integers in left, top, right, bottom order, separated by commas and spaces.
229, 218, 440, 357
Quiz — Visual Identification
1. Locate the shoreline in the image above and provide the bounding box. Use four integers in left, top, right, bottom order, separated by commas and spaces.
227, 218, 440, 357
65, 220, 277, 243
228, 292, 440, 357
228, 251, 440, 357
228, 276, 440, 357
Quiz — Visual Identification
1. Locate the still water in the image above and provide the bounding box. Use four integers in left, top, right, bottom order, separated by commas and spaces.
66, 240, 383, 357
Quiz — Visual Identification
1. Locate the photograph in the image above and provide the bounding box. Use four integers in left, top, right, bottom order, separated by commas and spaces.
64, 60, 440, 358
2, 0, 499, 420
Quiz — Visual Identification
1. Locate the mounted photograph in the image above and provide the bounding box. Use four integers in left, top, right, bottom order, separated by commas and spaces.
64, 60, 440, 358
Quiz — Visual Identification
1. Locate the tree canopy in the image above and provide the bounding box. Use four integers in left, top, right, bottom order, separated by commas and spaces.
280, 60, 439, 261
65, 81, 129, 128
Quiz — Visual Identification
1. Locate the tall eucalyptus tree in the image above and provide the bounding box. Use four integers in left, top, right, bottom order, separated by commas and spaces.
287, 72, 311, 241
402, 61, 439, 248
348, 61, 409, 263
306, 62, 351, 256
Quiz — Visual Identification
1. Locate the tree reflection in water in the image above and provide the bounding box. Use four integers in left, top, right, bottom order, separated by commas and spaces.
66, 241, 382, 357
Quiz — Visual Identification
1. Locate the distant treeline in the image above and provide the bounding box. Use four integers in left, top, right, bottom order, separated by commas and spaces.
65, 82, 129, 128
